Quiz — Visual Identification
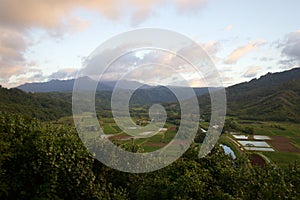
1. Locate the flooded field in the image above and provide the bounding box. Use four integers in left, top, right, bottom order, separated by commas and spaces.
253, 135, 271, 140
244, 147, 275, 151
232, 135, 248, 140
237, 140, 271, 147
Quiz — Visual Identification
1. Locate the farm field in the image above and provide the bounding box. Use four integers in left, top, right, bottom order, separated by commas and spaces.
222, 119, 300, 167
55, 114, 300, 167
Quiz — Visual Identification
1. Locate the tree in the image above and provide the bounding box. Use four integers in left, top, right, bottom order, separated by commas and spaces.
0, 112, 128, 199
244, 126, 254, 134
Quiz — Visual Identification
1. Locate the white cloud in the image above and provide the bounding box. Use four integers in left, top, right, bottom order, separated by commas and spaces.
0, 0, 210, 87
174, 0, 208, 14
224, 25, 233, 31
0, 27, 30, 83
224, 40, 265, 64
48, 68, 79, 80
243, 66, 261, 78
0, 0, 209, 30
280, 30, 300, 66
201, 41, 220, 63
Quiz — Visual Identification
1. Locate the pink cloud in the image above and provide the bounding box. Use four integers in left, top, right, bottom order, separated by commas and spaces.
224, 41, 264, 64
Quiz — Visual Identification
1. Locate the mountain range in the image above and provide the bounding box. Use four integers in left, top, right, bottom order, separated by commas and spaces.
16, 76, 216, 103
1, 67, 299, 122
17, 77, 154, 92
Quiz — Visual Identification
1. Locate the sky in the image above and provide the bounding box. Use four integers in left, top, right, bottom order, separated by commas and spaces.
0, 0, 300, 88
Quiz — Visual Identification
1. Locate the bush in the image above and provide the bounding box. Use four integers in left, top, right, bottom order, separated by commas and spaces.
0, 112, 127, 199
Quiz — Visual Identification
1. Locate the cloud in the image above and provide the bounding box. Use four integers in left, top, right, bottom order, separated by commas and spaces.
243, 66, 261, 78
201, 41, 220, 63
224, 41, 264, 64
6, 67, 79, 88
0, 0, 118, 30
174, 0, 207, 14
0, 0, 210, 87
224, 25, 233, 31
48, 68, 79, 80
0, 0, 208, 31
79, 39, 221, 87
0, 27, 29, 81
280, 30, 300, 66
0, 66, 24, 84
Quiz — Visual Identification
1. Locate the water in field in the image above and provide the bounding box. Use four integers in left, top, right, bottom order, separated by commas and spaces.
232, 135, 248, 140
244, 147, 274, 151
220, 144, 236, 159
253, 135, 271, 140
237, 140, 271, 147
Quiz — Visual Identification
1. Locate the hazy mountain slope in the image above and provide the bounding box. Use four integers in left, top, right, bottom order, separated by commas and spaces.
6, 67, 300, 122
17, 77, 151, 92
16, 77, 213, 105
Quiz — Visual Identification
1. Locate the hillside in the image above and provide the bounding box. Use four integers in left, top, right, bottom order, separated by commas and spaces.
0, 86, 71, 120
226, 67, 300, 122
3, 67, 300, 122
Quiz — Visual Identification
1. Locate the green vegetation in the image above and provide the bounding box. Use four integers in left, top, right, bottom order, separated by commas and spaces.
0, 112, 127, 199
0, 87, 71, 121
1, 113, 299, 199
227, 68, 300, 122
221, 118, 300, 167
1, 68, 300, 198
262, 152, 300, 168
198, 68, 300, 122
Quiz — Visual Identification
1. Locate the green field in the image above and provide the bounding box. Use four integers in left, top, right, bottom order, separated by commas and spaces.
236, 120, 300, 137
222, 118, 300, 167
56, 115, 300, 166
262, 151, 300, 168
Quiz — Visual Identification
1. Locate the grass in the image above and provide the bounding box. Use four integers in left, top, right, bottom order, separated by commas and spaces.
290, 137, 300, 149
262, 151, 300, 168
100, 117, 115, 123
55, 116, 74, 125
225, 119, 300, 166
218, 135, 242, 157
102, 124, 118, 134
236, 120, 300, 138
134, 138, 148, 145
142, 145, 161, 152
199, 122, 209, 130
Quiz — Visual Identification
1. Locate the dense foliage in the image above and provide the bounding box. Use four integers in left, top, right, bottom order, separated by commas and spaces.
0, 86, 71, 121
0, 112, 127, 199
0, 112, 299, 199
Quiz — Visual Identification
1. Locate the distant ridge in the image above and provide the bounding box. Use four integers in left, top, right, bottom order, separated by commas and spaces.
16, 76, 152, 92
4, 67, 300, 122
16, 77, 214, 103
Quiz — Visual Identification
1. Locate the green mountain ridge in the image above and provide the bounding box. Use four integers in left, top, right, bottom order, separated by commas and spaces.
225, 68, 300, 122
234, 90, 300, 121
1, 67, 300, 122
